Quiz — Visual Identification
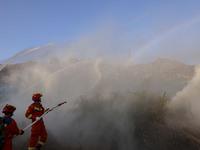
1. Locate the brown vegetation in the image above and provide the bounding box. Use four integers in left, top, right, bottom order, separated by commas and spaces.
13, 91, 199, 150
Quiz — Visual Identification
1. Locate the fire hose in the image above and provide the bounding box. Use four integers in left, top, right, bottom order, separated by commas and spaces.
23, 101, 67, 131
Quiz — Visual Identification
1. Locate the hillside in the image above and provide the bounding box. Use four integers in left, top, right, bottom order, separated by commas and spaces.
0, 58, 195, 81
0, 58, 195, 98
132, 58, 194, 80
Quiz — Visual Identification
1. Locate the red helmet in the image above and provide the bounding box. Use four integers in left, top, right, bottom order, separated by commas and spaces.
32, 93, 42, 101
2, 104, 16, 113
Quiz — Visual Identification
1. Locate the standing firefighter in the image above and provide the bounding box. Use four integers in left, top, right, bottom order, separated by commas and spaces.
1, 104, 24, 150
25, 93, 47, 150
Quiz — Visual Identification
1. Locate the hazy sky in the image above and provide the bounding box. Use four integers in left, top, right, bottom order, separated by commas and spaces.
1, 0, 200, 64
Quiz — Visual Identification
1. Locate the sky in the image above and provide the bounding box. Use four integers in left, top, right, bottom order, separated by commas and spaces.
1, 0, 200, 65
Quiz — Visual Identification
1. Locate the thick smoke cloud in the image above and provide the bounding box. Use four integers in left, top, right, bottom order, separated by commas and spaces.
0, 44, 200, 150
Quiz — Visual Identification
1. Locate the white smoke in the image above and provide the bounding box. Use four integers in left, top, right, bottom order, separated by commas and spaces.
0, 42, 197, 149
170, 65, 200, 121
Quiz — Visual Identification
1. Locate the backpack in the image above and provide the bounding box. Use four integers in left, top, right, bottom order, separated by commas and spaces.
0, 117, 6, 150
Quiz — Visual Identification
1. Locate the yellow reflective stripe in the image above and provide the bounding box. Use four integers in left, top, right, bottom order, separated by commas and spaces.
38, 141, 45, 145
4, 124, 7, 127
34, 107, 40, 111
34, 107, 42, 111
28, 147, 35, 150
27, 114, 33, 119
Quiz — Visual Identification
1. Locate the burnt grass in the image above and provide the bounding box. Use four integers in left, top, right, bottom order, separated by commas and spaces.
12, 91, 200, 150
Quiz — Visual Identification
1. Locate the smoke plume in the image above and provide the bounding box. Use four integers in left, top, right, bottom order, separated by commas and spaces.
1, 44, 200, 150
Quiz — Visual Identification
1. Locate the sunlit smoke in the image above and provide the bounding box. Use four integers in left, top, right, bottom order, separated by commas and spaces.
170, 65, 200, 120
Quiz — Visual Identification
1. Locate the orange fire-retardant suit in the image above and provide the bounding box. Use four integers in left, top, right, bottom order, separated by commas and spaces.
25, 93, 47, 150
2, 104, 23, 150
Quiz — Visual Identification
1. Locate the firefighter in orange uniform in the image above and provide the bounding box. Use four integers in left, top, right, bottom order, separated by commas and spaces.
2, 104, 24, 150
25, 93, 48, 150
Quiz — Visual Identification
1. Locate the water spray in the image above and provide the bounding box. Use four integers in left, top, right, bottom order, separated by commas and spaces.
0, 47, 40, 72
6, 57, 102, 106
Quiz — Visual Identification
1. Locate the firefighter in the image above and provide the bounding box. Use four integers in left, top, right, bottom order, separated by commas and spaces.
25, 93, 48, 150
2, 104, 24, 150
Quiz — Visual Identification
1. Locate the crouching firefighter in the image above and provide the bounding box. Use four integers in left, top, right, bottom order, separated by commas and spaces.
25, 93, 48, 150
2, 104, 24, 150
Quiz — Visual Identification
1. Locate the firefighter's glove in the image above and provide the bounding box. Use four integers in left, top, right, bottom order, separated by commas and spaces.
20, 130, 24, 135
35, 117, 41, 121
